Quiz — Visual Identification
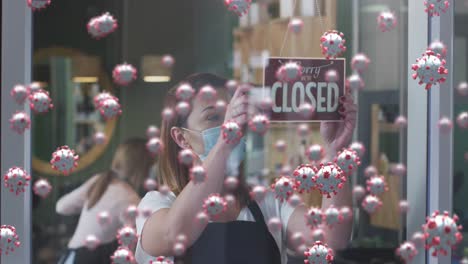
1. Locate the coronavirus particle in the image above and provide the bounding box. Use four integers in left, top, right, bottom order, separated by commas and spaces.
215, 100, 227, 113
304, 241, 334, 264
87, 12, 118, 39
267, 217, 282, 233
422, 210, 463, 257
289, 18, 304, 34
203, 194, 227, 218
325, 69, 339, 82
250, 185, 267, 202
123, 205, 139, 224
429, 40, 447, 58
112, 63, 137, 86
398, 200, 410, 214
116, 226, 138, 247
93, 132, 107, 145
27, 82, 43, 95
146, 138, 163, 157
176, 83, 195, 101
351, 53, 371, 73
197, 85, 217, 103
275, 140, 287, 152
297, 124, 310, 137
276, 61, 303, 82
299, 103, 315, 119
396, 241, 418, 263
97, 211, 112, 226
320, 30, 347, 59
144, 178, 158, 191
190, 166, 206, 184
224, 177, 239, 192
271, 176, 295, 202
221, 121, 242, 144
456, 112, 468, 129
27, 0, 51, 11
361, 195, 383, 214
377, 11, 397, 32
353, 185, 366, 201
146, 125, 160, 139
9, 111, 31, 135
175, 101, 191, 117
50, 146, 79, 175
10, 84, 29, 105
0, 225, 21, 255
93, 92, 114, 108
314, 163, 346, 198
29, 89, 53, 114
324, 205, 342, 228
178, 149, 195, 166
305, 144, 325, 163
150, 256, 174, 264
248, 114, 270, 134
411, 50, 448, 90
424, 0, 450, 16
311, 228, 325, 242
438, 116, 453, 133
111, 247, 136, 264
346, 74, 365, 91
288, 194, 302, 207
226, 79, 238, 94
99, 97, 122, 120
391, 163, 407, 177
161, 108, 175, 122
292, 165, 317, 193
33, 178, 52, 198
457, 81, 468, 96
225, 0, 252, 16
394, 115, 408, 129
161, 55, 175, 68
340, 206, 353, 222
334, 148, 361, 175
366, 175, 389, 196
411, 231, 426, 248
349, 142, 366, 158
4, 167, 31, 195
84, 235, 100, 250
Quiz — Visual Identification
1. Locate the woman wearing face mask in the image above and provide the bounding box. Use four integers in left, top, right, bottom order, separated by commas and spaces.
135, 73, 356, 264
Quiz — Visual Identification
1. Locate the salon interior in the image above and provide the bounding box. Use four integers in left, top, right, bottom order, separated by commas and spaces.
2, 0, 468, 263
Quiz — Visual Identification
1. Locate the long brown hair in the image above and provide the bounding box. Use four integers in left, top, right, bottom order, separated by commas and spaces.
87, 138, 154, 209
158, 73, 250, 206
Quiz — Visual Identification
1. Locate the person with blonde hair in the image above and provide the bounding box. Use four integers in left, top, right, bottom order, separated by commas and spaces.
136, 73, 357, 264
56, 138, 154, 264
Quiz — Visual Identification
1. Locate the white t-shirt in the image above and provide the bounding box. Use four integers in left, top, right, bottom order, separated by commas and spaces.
135, 190, 296, 264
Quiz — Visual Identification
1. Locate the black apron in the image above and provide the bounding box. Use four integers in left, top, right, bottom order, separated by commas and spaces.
57, 240, 118, 264
175, 201, 282, 264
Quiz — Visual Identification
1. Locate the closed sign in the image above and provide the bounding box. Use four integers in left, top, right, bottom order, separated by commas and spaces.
264, 57, 346, 122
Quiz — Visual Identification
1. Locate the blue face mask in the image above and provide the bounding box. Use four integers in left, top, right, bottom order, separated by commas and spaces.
198, 126, 246, 176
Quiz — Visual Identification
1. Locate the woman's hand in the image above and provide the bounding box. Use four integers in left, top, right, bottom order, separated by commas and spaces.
224, 86, 249, 126
320, 92, 357, 155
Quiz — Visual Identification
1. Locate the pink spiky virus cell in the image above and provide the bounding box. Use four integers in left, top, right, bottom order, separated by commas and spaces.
197, 85, 218, 103
346, 74, 365, 91
334, 148, 361, 175
150, 256, 174, 264
352, 185, 366, 201
398, 200, 410, 214
423, 210, 463, 257
424, 0, 450, 16
161, 107, 175, 122
289, 18, 304, 34
9, 111, 31, 135
111, 246, 136, 264
276, 61, 303, 82
190, 165, 206, 184
304, 241, 334, 264
146, 138, 163, 157
324, 205, 343, 228
438, 116, 453, 133
287, 194, 302, 207
325, 69, 340, 83
275, 140, 287, 152
457, 81, 468, 96
250, 185, 267, 202
178, 149, 195, 166
456, 112, 468, 129
305, 144, 325, 163
27, 0, 51, 11
50, 146, 79, 175
351, 53, 371, 74
93, 91, 114, 108
225, 79, 238, 94
363, 165, 377, 178
93, 132, 107, 145
97, 211, 112, 226
394, 115, 408, 129
224, 176, 239, 192
10, 84, 29, 105
396, 241, 418, 263
311, 228, 325, 242
314, 162, 346, 198
175, 83, 195, 101
146, 125, 160, 139
215, 100, 227, 113
377, 11, 397, 32
144, 178, 158, 191
340, 206, 353, 222
161, 55, 175, 68
271, 176, 295, 202
0, 225, 21, 255
3, 167, 31, 195
84, 235, 100, 250
87, 12, 118, 39
225, 0, 252, 16
429, 40, 447, 58
411, 231, 426, 248
267, 217, 282, 233
366, 175, 388, 196
203, 194, 227, 218
349, 142, 366, 158
33, 178, 52, 198
297, 123, 310, 137
112, 63, 137, 86
411, 50, 448, 90
116, 226, 138, 247
298, 103, 315, 119
99, 97, 122, 120
305, 207, 323, 228
320, 30, 347, 59
29, 89, 53, 114
292, 165, 317, 193
123, 205, 139, 223
248, 114, 270, 134
361, 195, 383, 214
175, 101, 191, 117
28, 82, 43, 95
391, 163, 407, 177
221, 120, 242, 144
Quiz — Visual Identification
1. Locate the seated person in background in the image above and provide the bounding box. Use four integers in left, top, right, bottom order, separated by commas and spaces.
56, 138, 154, 264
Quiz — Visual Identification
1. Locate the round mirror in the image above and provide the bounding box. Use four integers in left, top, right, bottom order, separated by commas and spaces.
32, 47, 117, 175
